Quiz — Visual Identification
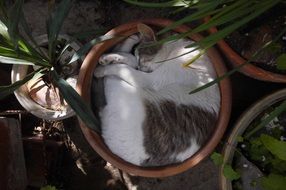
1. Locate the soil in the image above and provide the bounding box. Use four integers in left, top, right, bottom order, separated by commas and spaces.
225, 4, 286, 74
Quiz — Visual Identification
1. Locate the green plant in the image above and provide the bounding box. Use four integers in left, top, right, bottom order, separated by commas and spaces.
124, 0, 283, 59
124, 0, 286, 142
124, 1, 286, 188
211, 101, 286, 190
0, 0, 112, 132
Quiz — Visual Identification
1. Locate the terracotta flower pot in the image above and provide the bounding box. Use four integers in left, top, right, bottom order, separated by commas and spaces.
208, 25, 286, 83
77, 19, 232, 177
220, 88, 286, 189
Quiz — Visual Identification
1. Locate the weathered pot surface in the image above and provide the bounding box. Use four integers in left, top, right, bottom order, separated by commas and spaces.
77, 19, 232, 177
220, 88, 286, 189
11, 34, 81, 120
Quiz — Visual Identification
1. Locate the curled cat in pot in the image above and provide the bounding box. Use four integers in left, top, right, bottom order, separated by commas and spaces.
92, 23, 221, 167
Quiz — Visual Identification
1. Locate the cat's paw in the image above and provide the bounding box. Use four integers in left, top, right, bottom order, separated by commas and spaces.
99, 53, 138, 69
94, 66, 106, 78
99, 54, 118, 65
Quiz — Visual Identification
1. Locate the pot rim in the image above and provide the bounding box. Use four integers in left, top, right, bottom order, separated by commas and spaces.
77, 18, 232, 177
220, 88, 286, 189
208, 24, 286, 83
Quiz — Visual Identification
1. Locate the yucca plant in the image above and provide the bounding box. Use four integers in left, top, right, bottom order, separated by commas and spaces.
0, 0, 108, 132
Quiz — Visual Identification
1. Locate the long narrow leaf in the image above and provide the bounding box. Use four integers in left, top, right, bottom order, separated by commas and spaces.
186, 0, 280, 49
68, 35, 120, 64
0, 45, 50, 66
7, 0, 23, 47
245, 100, 286, 139
147, 0, 280, 64
172, 6, 188, 14
19, 11, 49, 61
0, 2, 7, 20
51, 70, 100, 133
0, 68, 40, 99
47, 0, 73, 63
0, 20, 9, 39
157, 0, 223, 35
189, 22, 286, 95
56, 30, 108, 63
189, 0, 253, 35
189, 62, 248, 94
0, 1, 4, 13
175, 0, 278, 50
123, 0, 189, 8
144, 0, 279, 53
0, 55, 34, 65
210, 0, 248, 21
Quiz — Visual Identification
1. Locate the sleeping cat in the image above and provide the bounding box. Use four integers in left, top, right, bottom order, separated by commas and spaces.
93, 24, 221, 166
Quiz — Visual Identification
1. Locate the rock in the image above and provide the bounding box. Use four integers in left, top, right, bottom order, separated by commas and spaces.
234, 154, 264, 190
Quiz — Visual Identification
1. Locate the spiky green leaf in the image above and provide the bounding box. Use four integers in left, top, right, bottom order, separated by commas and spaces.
190, 24, 286, 95
47, 0, 73, 62
7, 0, 24, 47
68, 35, 118, 64
157, 0, 223, 35
245, 99, 286, 139
123, 0, 189, 8
0, 19, 9, 39
0, 69, 40, 99
51, 70, 100, 133
0, 45, 50, 67
19, 11, 49, 61
0, 55, 34, 65
276, 54, 286, 70
261, 174, 286, 190
260, 134, 286, 161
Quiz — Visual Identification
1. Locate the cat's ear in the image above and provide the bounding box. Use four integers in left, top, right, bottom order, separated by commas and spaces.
137, 23, 156, 43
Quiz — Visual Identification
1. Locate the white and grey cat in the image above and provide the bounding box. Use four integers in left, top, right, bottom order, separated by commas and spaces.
92, 24, 220, 166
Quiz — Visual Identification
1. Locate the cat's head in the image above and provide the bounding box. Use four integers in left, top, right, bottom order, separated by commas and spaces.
135, 24, 162, 72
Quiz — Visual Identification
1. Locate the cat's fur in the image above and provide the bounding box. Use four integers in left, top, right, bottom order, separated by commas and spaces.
93, 24, 220, 166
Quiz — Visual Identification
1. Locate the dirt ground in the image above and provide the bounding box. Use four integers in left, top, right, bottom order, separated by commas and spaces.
8, 0, 284, 190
